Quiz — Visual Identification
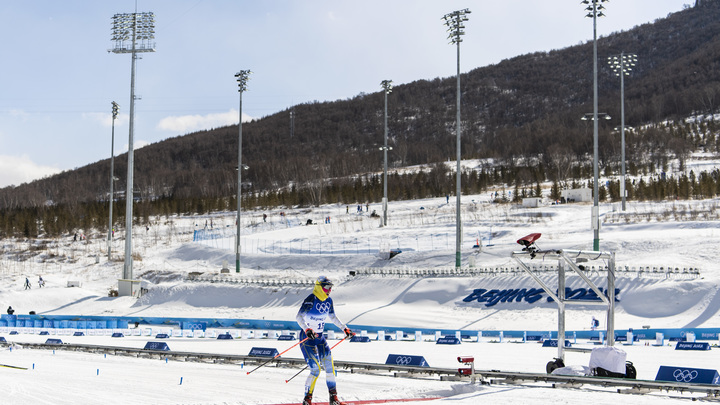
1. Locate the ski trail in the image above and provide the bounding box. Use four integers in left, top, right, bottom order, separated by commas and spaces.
458, 309, 502, 330
682, 286, 720, 328
345, 279, 424, 324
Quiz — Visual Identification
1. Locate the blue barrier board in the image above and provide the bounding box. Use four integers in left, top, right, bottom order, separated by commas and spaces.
39, 331, 49, 335
278, 335, 295, 341
542, 339, 572, 348
73, 332, 84, 336
111, 332, 124, 338
155, 333, 169, 339
249, 347, 279, 357
437, 337, 461, 345
217, 333, 233, 340
675, 342, 711, 351
656, 366, 720, 385
350, 336, 371, 343
45, 339, 63, 345
0, 337, 6, 342
385, 354, 429, 367
143, 341, 171, 351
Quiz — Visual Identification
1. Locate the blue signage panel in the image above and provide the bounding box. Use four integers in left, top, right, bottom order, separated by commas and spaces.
73, 332, 84, 336
278, 334, 295, 341
385, 354, 429, 367
111, 332, 124, 338
350, 336, 371, 343
249, 347, 279, 357
656, 366, 720, 385
542, 339, 572, 348
143, 341, 171, 351
675, 342, 711, 351
45, 339, 63, 345
217, 333, 233, 340
437, 337, 461, 345
155, 333, 169, 339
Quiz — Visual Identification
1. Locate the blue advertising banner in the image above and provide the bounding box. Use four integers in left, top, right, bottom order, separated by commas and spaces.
542, 339, 572, 348
249, 347, 279, 357
437, 337, 461, 345
143, 341, 171, 351
385, 354, 429, 367
675, 342, 711, 351
656, 366, 720, 385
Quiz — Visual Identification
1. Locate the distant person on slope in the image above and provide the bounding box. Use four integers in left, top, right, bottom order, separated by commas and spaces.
296, 276, 355, 405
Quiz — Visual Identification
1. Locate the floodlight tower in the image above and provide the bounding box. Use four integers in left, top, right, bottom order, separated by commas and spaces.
110, 11, 155, 281
380, 79, 393, 227
107, 101, 119, 261
235, 70, 251, 273
581, 0, 607, 251
442, 8, 470, 268
608, 53, 637, 212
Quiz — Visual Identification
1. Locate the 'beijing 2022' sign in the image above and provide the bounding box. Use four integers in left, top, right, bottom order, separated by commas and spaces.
462, 287, 620, 307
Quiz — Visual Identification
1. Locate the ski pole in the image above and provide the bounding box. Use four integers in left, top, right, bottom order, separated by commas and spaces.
285, 336, 351, 383
285, 365, 308, 383
246, 337, 308, 375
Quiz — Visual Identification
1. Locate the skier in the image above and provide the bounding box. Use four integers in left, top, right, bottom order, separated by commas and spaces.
296, 276, 355, 405
24, 277, 31, 290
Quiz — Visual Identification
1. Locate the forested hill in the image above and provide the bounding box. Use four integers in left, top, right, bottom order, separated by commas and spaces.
2, 0, 720, 211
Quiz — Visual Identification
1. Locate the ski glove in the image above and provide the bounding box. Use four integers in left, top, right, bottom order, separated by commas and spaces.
305, 329, 317, 340
343, 327, 355, 339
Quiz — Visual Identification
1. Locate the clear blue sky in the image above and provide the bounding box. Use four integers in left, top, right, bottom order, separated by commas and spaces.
0, 0, 691, 188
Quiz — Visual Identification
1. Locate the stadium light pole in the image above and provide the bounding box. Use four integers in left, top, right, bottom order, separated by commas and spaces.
608, 53, 637, 212
443, 8, 470, 269
110, 11, 155, 282
582, 0, 607, 251
380, 80, 393, 228
107, 101, 119, 261
235, 70, 251, 273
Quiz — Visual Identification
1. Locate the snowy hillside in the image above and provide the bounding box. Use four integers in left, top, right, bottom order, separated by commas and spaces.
2, 185, 719, 335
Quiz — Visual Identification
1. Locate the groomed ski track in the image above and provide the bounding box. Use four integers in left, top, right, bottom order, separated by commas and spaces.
5, 340, 720, 401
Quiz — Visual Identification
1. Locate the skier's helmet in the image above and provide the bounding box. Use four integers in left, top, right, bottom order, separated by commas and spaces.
316, 276, 334, 293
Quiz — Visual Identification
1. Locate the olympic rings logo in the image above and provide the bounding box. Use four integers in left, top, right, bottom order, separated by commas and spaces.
395, 356, 412, 365
315, 302, 331, 313
673, 369, 698, 382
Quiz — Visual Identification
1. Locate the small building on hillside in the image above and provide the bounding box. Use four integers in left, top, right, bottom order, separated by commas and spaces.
561, 188, 592, 203
522, 197, 542, 208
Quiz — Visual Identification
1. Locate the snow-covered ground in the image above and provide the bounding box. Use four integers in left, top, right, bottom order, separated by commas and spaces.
2, 173, 720, 404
